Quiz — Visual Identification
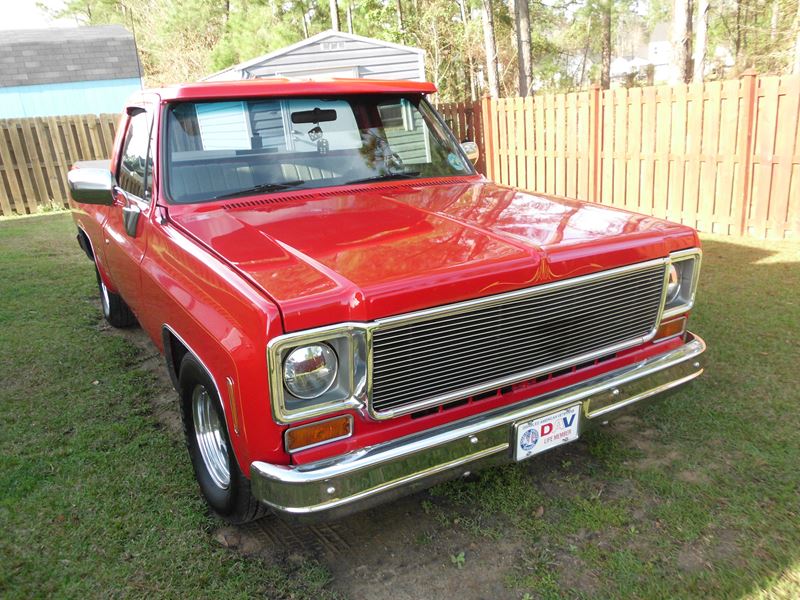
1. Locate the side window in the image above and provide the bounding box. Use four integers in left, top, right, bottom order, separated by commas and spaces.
118, 110, 152, 199
380, 98, 431, 164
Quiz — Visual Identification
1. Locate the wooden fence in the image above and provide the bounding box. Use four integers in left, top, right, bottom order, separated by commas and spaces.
439, 72, 800, 239
0, 114, 118, 216
2, 76, 798, 238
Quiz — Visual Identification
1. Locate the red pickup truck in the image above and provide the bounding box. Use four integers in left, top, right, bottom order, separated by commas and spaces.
68, 79, 705, 523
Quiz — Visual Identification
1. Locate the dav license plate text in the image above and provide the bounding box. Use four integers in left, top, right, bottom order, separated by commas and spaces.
514, 405, 580, 461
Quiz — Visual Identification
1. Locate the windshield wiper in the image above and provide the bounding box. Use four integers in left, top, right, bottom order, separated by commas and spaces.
211, 180, 305, 201
344, 171, 421, 185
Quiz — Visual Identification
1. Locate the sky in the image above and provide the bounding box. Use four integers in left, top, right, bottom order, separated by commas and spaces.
0, 0, 75, 30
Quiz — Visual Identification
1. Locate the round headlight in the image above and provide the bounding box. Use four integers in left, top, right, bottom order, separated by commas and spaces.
666, 264, 681, 302
283, 344, 338, 399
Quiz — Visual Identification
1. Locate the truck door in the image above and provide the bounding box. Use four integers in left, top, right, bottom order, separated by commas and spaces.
102, 106, 155, 314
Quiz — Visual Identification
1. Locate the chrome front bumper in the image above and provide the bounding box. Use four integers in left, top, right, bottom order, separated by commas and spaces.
251, 333, 706, 521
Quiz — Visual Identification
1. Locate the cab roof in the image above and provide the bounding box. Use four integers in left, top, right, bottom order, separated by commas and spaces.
135, 78, 437, 103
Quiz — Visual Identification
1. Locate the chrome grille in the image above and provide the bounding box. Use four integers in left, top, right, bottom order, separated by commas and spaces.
370, 261, 667, 417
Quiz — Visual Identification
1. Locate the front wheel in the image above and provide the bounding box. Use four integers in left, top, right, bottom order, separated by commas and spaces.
178, 354, 266, 523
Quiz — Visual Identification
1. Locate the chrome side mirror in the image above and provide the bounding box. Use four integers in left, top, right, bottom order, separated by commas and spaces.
461, 141, 480, 164
68, 166, 114, 206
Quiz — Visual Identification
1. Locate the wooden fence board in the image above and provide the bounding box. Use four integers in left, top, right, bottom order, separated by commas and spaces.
627, 87, 642, 213
534, 95, 545, 192
749, 77, 780, 237
698, 81, 721, 233
640, 86, 657, 215
515, 97, 526, 190
683, 83, 704, 229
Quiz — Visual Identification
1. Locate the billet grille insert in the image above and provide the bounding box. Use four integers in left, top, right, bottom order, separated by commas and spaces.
370, 262, 667, 416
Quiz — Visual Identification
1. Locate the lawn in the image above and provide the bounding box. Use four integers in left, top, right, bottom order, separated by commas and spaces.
1, 212, 798, 599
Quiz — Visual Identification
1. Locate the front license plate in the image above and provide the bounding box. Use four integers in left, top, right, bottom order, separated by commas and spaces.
514, 405, 581, 461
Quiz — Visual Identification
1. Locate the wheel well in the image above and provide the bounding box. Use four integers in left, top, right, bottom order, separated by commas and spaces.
162, 328, 189, 391
76, 228, 94, 261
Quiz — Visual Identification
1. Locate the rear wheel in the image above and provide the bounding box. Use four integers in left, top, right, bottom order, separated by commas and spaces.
95, 268, 136, 328
178, 354, 266, 523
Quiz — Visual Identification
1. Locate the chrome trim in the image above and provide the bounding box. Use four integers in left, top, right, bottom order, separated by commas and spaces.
251, 333, 705, 520
267, 324, 367, 424
377, 258, 668, 330
284, 414, 355, 454
662, 248, 702, 320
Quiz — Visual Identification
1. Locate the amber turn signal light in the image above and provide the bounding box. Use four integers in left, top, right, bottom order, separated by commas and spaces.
285, 415, 353, 453
654, 317, 687, 341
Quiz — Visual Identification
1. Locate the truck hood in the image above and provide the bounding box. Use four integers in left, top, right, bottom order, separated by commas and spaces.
169, 178, 698, 332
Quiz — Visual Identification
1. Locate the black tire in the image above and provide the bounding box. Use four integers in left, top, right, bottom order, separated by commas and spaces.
178, 353, 267, 524
95, 268, 137, 328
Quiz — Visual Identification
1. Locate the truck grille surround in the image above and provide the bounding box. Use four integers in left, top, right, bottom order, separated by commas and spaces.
369, 261, 668, 417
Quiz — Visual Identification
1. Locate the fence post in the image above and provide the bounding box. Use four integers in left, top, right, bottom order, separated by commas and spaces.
738, 69, 758, 235
589, 84, 602, 203
481, 95, 495, 180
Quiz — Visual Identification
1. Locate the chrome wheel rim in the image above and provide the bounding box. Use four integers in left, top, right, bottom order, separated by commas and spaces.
99, 278, 110, 316
192, 385, 230, 489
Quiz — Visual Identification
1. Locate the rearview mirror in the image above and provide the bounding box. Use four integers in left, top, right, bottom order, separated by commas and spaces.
461, 141, 479, 164
68, 167, 114, 206
291, 108, 337, 124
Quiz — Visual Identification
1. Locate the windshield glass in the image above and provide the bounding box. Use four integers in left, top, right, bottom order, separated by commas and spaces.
163, 95, 474, 203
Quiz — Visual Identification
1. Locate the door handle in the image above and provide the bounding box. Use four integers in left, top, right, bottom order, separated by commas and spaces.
122, 203, 141, 237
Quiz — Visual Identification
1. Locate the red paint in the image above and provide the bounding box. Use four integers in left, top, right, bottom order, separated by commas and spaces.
69, 80, 700, 477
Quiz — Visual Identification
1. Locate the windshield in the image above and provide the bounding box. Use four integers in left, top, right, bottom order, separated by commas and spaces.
163, 95, 474, 203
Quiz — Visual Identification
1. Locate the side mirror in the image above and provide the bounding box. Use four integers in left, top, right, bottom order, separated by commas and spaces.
68, 167, 114, 206
461, 141, 480, 164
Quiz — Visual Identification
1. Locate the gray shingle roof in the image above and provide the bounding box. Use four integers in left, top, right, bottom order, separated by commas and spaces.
0, 25, 141, 88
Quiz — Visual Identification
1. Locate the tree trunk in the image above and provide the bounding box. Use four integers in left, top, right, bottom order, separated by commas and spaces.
671, 0, 693, 83
347, 2, 354, 33
601, 1, 611, 89
770, 0, 778, 42
693, 0, 708, 82
396, 0, 404, 35
298, 0, 309, 38
329, 0, 340, 31
481, 0, 499, 98
457, 0, 476, 101
515, 0, 532, 96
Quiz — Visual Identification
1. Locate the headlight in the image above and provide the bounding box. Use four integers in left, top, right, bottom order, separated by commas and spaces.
662, 250, 701, 319
268, 326, 368, 423
666, 264, 681, 303
283, 344, 338, 399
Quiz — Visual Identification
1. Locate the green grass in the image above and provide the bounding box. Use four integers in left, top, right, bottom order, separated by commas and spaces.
0, 214, 339, 599
427, 234, 800, 599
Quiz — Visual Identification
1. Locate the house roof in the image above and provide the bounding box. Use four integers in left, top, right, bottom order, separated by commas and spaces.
0, 25, 141, 88
204, 30, 424, 81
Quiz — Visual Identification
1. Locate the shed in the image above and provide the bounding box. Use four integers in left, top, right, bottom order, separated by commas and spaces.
0, 25, 143, 118
205, 30, 425, 83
